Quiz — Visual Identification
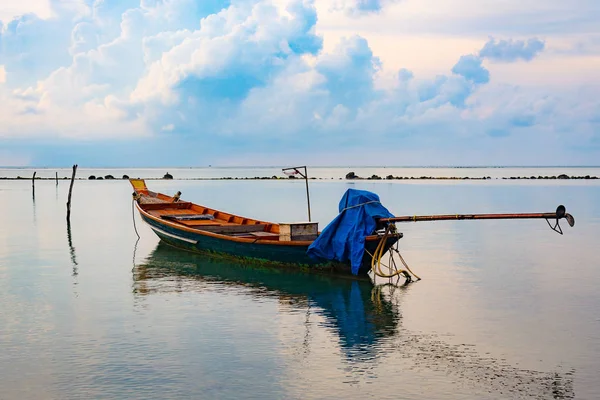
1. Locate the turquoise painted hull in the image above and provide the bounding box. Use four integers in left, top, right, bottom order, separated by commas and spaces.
140, 214, 401, 277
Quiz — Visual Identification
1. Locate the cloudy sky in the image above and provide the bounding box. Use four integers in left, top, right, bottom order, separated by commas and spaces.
1, 0, 599, 167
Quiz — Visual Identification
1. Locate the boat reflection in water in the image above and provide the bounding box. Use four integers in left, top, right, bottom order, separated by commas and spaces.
132, 243, 401, 355
132, 244, 575, 399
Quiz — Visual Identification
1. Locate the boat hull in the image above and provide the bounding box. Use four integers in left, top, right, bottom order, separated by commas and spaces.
140, 213, 401, 276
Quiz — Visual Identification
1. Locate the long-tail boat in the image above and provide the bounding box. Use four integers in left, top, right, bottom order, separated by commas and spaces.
129, 179, 401, 277
130, 179, 575, 280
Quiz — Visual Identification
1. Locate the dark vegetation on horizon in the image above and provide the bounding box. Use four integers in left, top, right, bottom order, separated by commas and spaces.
2, 172, 598, 181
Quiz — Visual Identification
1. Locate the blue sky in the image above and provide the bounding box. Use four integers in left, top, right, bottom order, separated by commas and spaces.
0, 0, 599, 167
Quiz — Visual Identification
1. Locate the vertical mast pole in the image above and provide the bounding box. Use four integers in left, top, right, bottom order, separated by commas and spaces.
304, 166, 311, 222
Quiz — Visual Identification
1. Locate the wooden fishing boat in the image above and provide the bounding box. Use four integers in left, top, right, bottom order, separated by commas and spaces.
130, 179, 402, 276
130, 178, 575, 280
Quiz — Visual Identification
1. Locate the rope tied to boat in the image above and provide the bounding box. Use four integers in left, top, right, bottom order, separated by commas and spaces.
369, 224, 421, 283
132, 198, 140, 239
339, 200, 381, 213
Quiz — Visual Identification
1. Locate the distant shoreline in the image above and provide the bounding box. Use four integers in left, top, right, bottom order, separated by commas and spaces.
2, 166, 600, 169
2, 174, 599, 181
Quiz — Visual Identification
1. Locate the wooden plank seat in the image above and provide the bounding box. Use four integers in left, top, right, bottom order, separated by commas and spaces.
195, 224, 268, 234
142, 202, 193, 210
161, 214, 215, 221
178, 221, 222, 227
138, 196, 167, 204
248, 231, 279, 237
230, 231, 280, 240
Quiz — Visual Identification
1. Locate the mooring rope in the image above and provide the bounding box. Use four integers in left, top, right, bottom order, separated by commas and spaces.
132, 198, 140, 239
392, 246, 421, 281
339, 200, 381, 213
370, 224, 420, 281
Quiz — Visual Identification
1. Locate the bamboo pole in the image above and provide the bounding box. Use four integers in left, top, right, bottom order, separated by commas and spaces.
66, 220, 78, 274
66, 164, 78, 222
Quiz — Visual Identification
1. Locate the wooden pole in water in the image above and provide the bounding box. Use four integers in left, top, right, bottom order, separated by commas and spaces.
66, 164, 78, 222
55, 171, 59, 185
32, 171, 36, 202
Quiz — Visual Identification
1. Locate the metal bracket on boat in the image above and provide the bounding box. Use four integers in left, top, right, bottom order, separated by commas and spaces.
546, 205, 575, 235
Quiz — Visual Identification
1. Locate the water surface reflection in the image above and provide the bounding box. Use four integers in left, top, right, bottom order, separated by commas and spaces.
132, 244, 575, 399
133, 243, 401, 356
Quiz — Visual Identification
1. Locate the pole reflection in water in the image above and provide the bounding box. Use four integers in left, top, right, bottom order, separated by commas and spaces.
32, 180, 37, 225
66, 221, 79, 281
132, 243, 575, 399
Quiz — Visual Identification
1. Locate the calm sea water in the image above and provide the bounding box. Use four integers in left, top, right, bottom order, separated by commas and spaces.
1, 169, 599, 399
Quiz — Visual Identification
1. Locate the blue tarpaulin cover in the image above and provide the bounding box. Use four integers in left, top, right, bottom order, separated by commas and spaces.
307, 189, 395, 275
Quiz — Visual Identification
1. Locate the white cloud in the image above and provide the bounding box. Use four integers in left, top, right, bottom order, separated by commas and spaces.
0, 0, 52, 22
316, 0, 600, 36
0, 0, 598, 165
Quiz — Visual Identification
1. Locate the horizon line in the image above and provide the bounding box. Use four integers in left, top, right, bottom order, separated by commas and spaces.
1, 165, 600, 169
